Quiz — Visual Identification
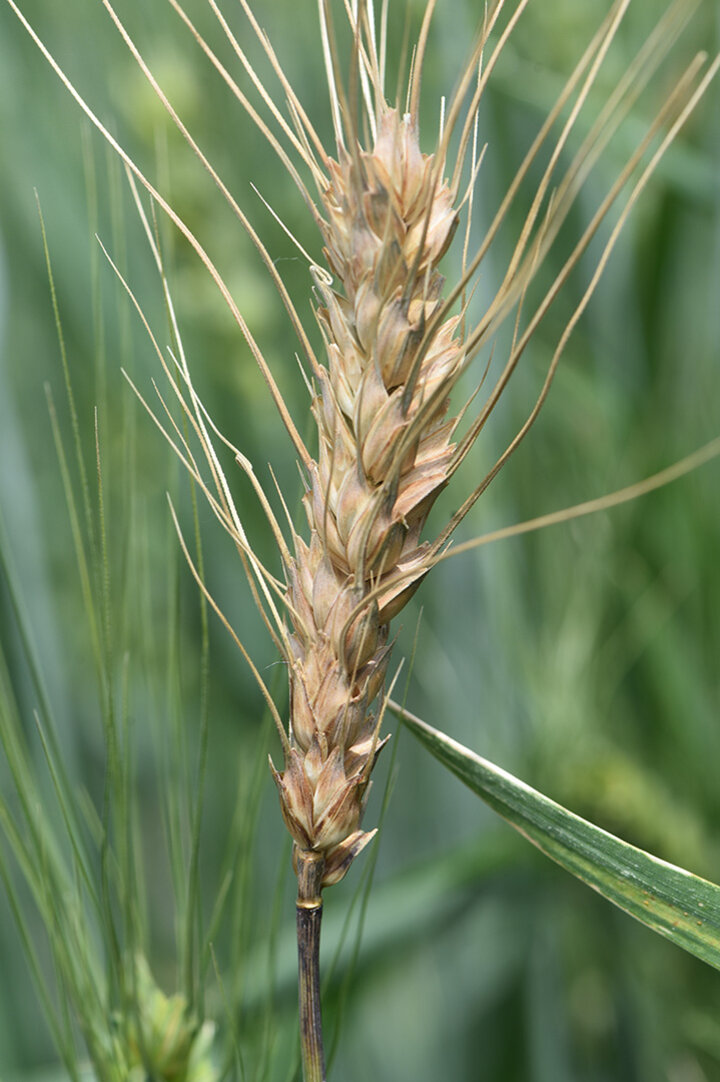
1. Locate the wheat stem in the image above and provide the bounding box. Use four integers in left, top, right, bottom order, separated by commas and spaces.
296, 851, 327, 1082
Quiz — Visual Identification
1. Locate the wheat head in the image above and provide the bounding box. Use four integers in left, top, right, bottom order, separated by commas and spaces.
271, 102, 466, 888
260, 0, 717, 894
19, 0, 714, 893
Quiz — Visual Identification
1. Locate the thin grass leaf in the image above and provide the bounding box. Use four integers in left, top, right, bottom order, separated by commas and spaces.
0, 509, 99, 915
0, 836, 79, 1081
182, 410, 211, 1017
394, 703, 720, 971
36, 193, 98, 582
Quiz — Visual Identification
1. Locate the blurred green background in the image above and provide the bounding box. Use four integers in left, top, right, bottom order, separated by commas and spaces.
0, 0, 719, 1080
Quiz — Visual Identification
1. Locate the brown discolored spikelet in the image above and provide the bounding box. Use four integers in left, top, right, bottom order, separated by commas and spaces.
274, 107, 465, 885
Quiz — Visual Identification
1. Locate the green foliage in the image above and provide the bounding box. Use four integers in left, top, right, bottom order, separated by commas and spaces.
398, 704, 720, 970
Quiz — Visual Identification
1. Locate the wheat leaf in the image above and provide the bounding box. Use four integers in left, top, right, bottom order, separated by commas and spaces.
393, 703, 720, 971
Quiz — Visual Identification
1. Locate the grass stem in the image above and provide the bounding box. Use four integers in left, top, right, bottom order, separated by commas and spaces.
296, 851, 326, 1082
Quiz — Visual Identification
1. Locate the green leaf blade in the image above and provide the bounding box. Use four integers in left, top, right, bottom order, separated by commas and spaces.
395, 705, 720, 970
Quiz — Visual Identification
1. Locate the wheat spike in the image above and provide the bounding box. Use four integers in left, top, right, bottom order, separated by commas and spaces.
264, 0, 716, 888
13, 0, 713, 925
271, 102, 466, 885
59, 0, 711, 892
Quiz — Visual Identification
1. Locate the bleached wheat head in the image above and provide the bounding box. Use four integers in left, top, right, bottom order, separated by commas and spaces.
24, 0, 713, 893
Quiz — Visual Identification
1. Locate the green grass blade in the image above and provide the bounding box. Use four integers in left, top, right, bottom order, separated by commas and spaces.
394, 703, 720, 971
0, 840, 80, 1082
